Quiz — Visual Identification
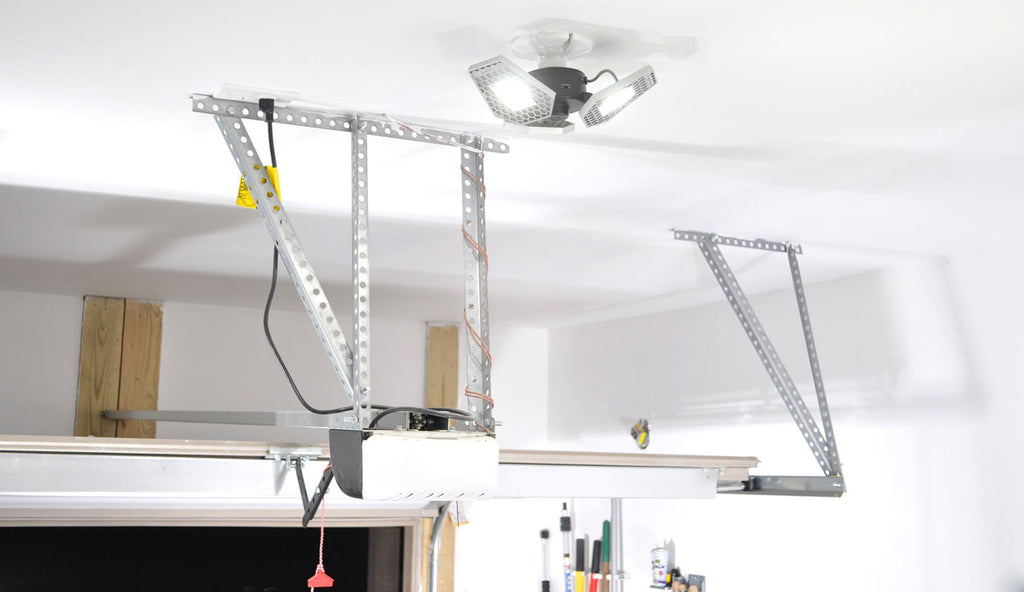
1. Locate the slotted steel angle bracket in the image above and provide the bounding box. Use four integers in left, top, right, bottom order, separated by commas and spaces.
673, 230, 842, 478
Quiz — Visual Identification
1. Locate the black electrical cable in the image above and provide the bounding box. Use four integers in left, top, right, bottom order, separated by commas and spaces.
264, 246, 351, 414
367, 406, 474, 430
261, 98, 278, 169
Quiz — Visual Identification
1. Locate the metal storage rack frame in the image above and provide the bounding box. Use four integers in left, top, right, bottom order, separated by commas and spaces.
52, 94, 846, 592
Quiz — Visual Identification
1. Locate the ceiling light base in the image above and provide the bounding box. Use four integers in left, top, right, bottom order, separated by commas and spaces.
503, 120, 576, 135
528, 67, 592, 118
510, 31, 593, 67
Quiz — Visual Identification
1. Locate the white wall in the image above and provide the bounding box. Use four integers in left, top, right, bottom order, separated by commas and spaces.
487, 326, 549, 450
952, 249, 1024, 588
0, 290, 83, 435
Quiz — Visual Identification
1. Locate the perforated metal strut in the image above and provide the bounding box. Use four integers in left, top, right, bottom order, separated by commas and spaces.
788, 250, 841, 473
351, 118, 371, 420
192, 95, 510, 153
461, 137, 494, 431
674, 230, 842, 477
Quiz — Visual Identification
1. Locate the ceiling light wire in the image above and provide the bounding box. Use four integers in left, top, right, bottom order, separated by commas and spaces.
586, 69, 619, 84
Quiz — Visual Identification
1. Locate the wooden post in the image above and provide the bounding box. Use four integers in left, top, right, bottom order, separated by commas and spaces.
421, 324, 458, 592
74, 297, 125, 437
425, 325, 460, 409
74, 297, 163, 438
116, 300, 163, 438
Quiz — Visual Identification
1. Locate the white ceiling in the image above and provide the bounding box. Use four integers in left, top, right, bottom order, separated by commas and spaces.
1, 0, 1022, 324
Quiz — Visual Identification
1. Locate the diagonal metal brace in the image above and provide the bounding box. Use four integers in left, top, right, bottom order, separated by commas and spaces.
675, 231, 841, 477
213, 115, 358, 408
295, 464, 335, 528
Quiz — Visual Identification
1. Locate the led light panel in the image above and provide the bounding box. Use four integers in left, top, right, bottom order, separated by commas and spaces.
580, 65, 657, 127
468, 56, 556, 125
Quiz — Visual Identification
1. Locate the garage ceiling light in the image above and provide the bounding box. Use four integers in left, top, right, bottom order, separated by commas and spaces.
467, 34, 657, 132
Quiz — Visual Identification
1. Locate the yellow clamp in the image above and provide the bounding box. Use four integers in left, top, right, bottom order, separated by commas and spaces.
236, 166, 280, 209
